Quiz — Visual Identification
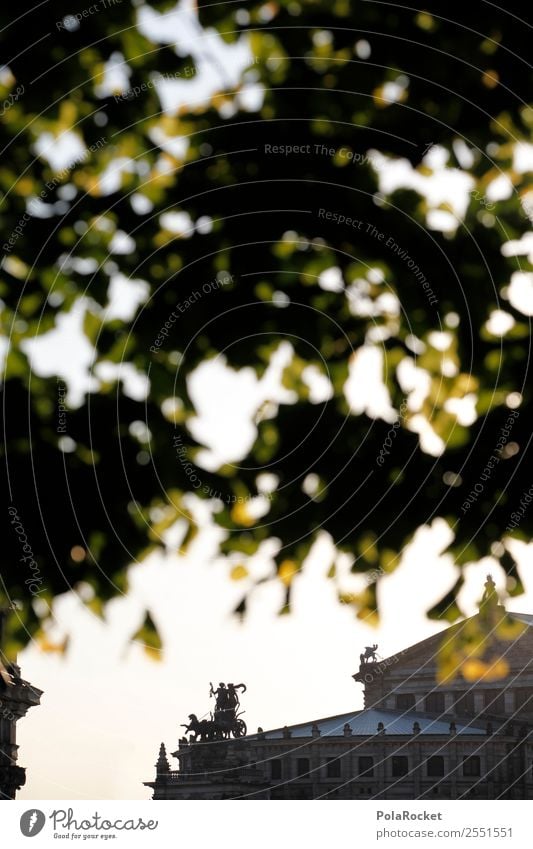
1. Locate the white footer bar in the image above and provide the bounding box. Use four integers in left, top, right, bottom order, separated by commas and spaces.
2, 800, 529, 848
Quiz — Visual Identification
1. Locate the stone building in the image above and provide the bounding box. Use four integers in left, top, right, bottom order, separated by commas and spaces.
145, 587, 533, 800
0, 653, 42, 799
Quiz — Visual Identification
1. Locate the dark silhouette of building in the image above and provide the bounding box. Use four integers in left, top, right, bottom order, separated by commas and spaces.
145, 587, 533, 800
0, 611, 42, 800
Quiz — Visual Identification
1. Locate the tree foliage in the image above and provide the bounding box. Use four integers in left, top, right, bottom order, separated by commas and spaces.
2, 0, 533, 656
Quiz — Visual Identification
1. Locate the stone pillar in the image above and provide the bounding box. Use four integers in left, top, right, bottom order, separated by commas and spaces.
0, 662, 42, 800
377, 741, 386, 796
414, 694, 425, 712
412, 740, 421, 798
474, 692, 485, 717
525, 739, 533, 799
310, 740, 320, 799
444, 692, 455, 713
449, 740, 458, 799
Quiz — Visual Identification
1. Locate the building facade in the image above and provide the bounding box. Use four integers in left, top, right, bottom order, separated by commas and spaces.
145, 594, 533, 800
0, 659, 42, 800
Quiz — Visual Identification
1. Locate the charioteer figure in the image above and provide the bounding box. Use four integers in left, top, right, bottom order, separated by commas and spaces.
209, 681, 246, 724
209, 682, 228, 715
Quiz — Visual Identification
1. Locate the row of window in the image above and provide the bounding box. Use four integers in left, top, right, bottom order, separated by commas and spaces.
395, 689, 533, 714
270, 755, 481, 780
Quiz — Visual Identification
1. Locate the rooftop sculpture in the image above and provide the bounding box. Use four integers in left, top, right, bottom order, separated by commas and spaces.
481, 574, 499, 606
181, 682, 248, 742
360, 644, 379, 664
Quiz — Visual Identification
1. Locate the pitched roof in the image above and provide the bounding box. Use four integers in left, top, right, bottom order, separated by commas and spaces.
253, 708, 489, 740
510, 611, 533, 627
370, 609, 533, 670
249, 606, 531, 743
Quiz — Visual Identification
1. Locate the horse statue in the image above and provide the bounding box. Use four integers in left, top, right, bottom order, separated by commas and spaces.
360, 644, 378, 664
181, 713, 221, 742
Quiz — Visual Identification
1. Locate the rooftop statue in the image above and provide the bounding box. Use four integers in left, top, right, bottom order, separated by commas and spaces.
481, 574, 499, 606
479, 574, 503, 625
360, 644, 378, 665
209, 681, 246, 721
181, 683, 248, 743
209, 682, 228, 713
